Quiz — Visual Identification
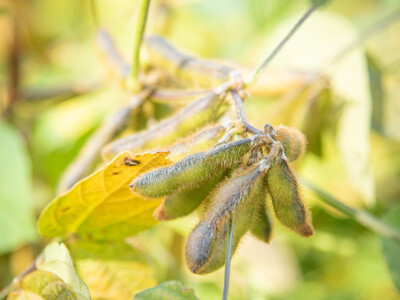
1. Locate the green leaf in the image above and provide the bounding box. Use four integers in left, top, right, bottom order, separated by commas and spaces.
38, 152, 171, 241
69, 241, 156, 300
36, 242, 91, 299
7, 270, 77, 300
381, 207, 400, 292
0, 120, 37, 254
134, 281, 198, 300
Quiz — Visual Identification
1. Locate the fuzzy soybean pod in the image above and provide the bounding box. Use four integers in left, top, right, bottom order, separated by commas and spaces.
153, 168, 228, 220
166, 124, 226, 162
250, 193, 274, 243
102, 91, 229, 160
274, 125, 307, 162
185, 166, 266, 274
266, 157, 314, 237
130, 137, 254, 198
144, 36, 238, 88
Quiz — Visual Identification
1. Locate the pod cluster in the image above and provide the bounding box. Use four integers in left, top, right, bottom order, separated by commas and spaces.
130, 124, 313, 274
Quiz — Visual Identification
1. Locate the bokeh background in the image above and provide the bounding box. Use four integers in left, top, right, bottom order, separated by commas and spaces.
1, 0, 400, 299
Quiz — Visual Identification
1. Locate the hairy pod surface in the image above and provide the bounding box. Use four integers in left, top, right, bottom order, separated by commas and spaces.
266, 158, 314, 237
130, 138, 254, 198
153, 168, 228, 220
102, 92, 228, 160
275, 125, 307, 162
166, 125, 226, 162
250, 189, 274, 243
185, 166, 265, 274
144, 36, 238, 88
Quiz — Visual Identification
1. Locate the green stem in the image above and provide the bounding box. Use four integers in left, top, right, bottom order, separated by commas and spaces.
222, 216, 234, 300
301, 179, 400, 244
129, 0, 151, 91
246, 4, 318, 87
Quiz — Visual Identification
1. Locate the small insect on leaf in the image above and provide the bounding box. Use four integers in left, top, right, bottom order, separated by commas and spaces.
274, 125, 307, 162
130, 137, 258, 198
266, 157, 314, 237
185, 166, 266, 274
38, 152, 171, 241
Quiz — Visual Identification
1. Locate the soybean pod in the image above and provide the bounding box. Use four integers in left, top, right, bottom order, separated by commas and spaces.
266, 157, 314, 237
166, 124, 226, 162
130, 137, 259, 198
102, 91, 229, 160
274, 125, 307, 162
153, 168, 228, 221
250, 196, 274, 243
185, 166, 266, 274
144, 36, 240, 88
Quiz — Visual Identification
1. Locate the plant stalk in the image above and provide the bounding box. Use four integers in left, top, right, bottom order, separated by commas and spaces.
222, 216, 234, 300
301, 179, 400, 244
128, 0, 151, 91
230, 90, 261, 134
246, 4, 318, 87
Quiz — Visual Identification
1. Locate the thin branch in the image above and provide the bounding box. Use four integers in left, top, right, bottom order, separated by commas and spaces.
152, 89, 211, 100
129, 0, 151, 90
0, 261, 36, 299
20, 82, 98, 101
230, 90, 261, 134
222, 216, 234, 300
246, 4, 319, 87
96, 28, 130, 78
301, 179, 400, 244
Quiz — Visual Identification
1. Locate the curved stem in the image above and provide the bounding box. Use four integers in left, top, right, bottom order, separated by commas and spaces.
246, 4, 318, 87
230, 90, 261, 134
301, 179, 400, 244
129, 0, 151, 90
222, 216, 234, 300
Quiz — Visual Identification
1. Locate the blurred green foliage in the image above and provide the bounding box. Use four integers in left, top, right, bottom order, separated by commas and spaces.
1, 0, 400, 299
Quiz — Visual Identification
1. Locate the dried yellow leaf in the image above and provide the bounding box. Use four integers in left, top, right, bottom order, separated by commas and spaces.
38, 152, 171, 241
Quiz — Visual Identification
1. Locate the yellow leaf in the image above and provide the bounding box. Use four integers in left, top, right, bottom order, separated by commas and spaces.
69, 241, 157, 300
7, 270, 78, 300
36, 243, 90, 300
38, 152, 171, 240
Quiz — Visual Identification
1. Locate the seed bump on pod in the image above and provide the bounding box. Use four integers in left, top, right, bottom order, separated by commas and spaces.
130, 137, 257, 198
266, 157, 313, 237
185, 166, 265, 274
274, 125, 307, 162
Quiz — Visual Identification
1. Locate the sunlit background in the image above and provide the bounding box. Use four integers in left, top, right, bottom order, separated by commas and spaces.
1, 0, 400, 299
